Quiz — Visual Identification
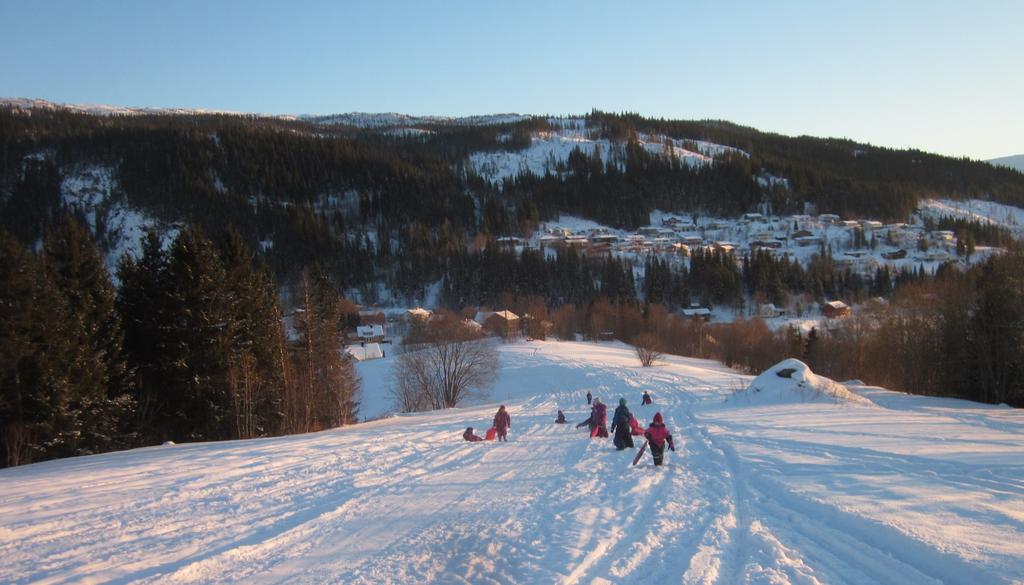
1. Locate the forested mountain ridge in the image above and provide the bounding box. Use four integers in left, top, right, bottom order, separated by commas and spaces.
3, 100, 1023, 300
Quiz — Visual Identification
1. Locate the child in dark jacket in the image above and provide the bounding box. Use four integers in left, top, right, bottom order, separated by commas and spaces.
644, 412, 675, 466
610, 398, 635, 450
555, 410, 567, 424
463, 427, 484, 442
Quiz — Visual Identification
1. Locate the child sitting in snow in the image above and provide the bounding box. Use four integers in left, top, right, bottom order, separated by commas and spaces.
463, 427, 484, 442
555, 410, 567, 424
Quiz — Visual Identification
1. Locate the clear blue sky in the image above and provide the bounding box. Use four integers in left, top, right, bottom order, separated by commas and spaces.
1, 0, 1021, 159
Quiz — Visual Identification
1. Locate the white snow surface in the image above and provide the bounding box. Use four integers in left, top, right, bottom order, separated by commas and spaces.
988, 155, 1024, 173
59, 164, 174, 271
918, 198, 1024, 239
469, 127, 745, 185
733, 358, 873, 406
2, 341, 1023, 584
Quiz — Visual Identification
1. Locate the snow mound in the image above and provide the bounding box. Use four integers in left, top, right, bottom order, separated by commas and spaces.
733, 359, 873, 406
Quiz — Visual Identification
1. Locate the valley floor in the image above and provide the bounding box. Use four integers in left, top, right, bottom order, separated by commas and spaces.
2, 341, 1022, 584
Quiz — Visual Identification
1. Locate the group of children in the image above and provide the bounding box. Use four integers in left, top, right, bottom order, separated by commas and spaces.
462, 404, 511, 443
461, 391, 674, 466
577, 390, 673, 465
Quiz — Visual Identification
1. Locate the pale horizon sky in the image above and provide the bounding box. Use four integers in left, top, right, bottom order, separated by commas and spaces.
1, 0, 1021, 159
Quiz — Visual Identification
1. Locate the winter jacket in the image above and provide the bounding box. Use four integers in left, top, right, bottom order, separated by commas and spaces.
493, 407, 511, 432
556, 410, 567, 423
593, 402, 607, 427
643, 424, 675, 450
463, 429, 484, 442
610, 405, 631, 433
641, 392, 652, 405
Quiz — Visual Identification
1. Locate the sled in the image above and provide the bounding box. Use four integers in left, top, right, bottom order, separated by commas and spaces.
485, 427, 497, 441
632, 440, 649, 466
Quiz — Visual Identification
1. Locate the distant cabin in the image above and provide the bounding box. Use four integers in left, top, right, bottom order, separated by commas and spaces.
860, 220, 883, 230
539, 234, 564, 247
589, 234, 619, 245
759, 304, 786, 318
821, 300, 852, 319
682, 307, 712, 321
476, 310, 519, 338
712, 241, 736, 254
794, 235, 823, 247
347, 342, 384, 361
882, 249, 908, 260
495, 236, 525, 248
356, 324, 385, 342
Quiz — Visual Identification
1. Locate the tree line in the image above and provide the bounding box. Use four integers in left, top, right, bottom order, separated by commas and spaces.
0, 216, 360, 468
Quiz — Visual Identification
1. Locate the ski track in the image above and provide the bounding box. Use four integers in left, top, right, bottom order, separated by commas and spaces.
2, 341, 1022, 584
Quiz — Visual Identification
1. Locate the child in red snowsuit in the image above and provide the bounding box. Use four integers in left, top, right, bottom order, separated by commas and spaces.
493, 405, 511, 442
644, 412, 675, 466
591, 399, 609, 438
463, 427, 484, 442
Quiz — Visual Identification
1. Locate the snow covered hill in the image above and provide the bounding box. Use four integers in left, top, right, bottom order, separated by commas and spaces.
918, 198, 1024, 239
469, 120, 746, 185
2, 341, 1022, 584
989, 154, 1024, 173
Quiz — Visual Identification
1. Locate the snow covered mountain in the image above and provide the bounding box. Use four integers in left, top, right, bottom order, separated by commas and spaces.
3, 341, 1022, 584
0, 97, 294, 119
989, 154, 1024, 173
1, 98, 526, 127
302, 112, 532, 127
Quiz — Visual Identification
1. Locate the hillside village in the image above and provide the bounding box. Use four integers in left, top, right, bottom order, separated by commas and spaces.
344, 203, 1012, 362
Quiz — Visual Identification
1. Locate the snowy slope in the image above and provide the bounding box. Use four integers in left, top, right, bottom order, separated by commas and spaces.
2, 341, 1023, 584
58, 164, 176, 274
470, 126, 745, 185
988, 154, 1024, 173
918, 198, 1024, 239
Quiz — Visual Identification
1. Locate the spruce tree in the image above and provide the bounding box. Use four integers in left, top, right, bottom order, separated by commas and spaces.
41, 215, 132, 455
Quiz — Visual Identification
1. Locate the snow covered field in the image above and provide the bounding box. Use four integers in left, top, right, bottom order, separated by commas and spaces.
2, 341, 1023, 584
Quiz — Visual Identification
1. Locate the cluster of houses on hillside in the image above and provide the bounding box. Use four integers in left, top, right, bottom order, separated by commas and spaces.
506, 212, 964, 273
344, 214, 978, 362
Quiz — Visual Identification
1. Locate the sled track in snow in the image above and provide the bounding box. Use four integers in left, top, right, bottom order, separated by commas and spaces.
3, 342, 1022, 584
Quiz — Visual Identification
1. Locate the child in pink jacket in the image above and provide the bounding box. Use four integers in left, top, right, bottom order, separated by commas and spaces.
644, 412, 675, 466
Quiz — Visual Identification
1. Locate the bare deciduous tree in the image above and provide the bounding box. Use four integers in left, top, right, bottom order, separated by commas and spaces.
393, 313, 498, 411
634, 332, 663, 367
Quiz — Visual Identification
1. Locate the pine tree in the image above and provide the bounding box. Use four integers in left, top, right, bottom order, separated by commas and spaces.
161, 227, 233, 441
41, 215, 133, 455
117, 231, 170, 440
